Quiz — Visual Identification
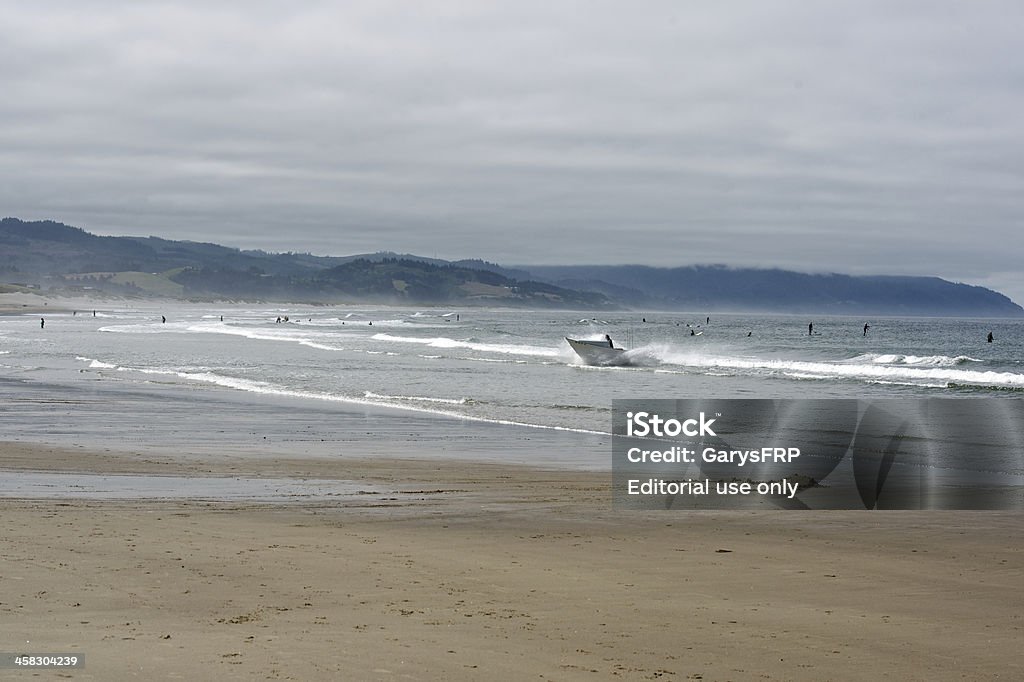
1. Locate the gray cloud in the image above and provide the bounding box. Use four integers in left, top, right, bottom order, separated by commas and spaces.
2, 1, 1023, 301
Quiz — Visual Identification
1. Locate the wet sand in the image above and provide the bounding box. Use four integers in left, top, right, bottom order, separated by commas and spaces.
1, 442, 1021, 681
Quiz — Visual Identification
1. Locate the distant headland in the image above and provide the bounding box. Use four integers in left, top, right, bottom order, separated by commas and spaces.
2, 217, 1021, 316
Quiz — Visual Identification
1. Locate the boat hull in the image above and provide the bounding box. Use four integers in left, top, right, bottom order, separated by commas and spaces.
565, 337, 628, 366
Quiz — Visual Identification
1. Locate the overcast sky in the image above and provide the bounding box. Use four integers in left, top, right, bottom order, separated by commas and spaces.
3, 1, 1023, 301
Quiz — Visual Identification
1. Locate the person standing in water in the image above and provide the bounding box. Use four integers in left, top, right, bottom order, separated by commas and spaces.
863, 323, 870, 336
40, 317, 45, 329
808, 322, 813, 336
988, 331, 994, 343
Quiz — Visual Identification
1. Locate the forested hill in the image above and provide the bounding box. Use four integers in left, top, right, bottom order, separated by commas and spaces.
2, 218, 1021, 315
0, 218, 611, 308
520, 264, 1024, 316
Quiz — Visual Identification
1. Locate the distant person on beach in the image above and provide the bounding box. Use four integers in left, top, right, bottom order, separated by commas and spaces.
40, 317, 44, 329
808, 322, 813, 336
747, 331, 752, 337
707, 316, 710, 324
988, 331, 994, 343
92, 310, 96, 317
690, 329, 695, 336
161, 315, 166, 323
863, 323, 870, 336
605, 334, 613, 347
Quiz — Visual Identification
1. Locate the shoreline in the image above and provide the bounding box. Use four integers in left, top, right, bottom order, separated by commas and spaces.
1, 441, 1022, 680
0, 373, 613, 470
2, 302, 1022, 679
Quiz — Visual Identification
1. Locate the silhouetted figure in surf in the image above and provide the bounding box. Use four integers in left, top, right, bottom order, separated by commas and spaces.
605, 334, 614, 348
808, 322, 813, 336
40, 317, 44, 329
863, 323, 870, 336
706, 316, 710, 324
988, 331, 994, 343
161, 315, 166, 324
690, 329, 695, 336
747, 331, 752, 337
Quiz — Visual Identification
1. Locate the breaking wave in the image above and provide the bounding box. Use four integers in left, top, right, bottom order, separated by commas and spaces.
648, 345, 1024, 389
847, 353, 982, 367
371, 333, 561, 357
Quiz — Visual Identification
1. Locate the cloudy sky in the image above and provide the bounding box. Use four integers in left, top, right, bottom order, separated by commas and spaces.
3, 1, 1023, 301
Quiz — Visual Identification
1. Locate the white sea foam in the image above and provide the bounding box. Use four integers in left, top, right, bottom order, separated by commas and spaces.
97, 363, 603, 434
850, 353, 982, 367
651, 346, 1024, 388
371, 333, 561, 357
867, 379, 952, 389
364, 391, 467, 405
99, 324, 167, 334
74, 352, 116, 368
180, 323, 352, 352
783, 372, 833, 381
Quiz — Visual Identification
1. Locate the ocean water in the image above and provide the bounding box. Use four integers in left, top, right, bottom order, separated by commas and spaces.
2, 303, 1022, 435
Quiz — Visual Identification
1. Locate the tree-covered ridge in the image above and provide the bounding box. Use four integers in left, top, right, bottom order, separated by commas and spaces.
523, 264, 1024, 316
1, 218, 612, 306
2, 217, 1021, 315
172, 258, 612, 307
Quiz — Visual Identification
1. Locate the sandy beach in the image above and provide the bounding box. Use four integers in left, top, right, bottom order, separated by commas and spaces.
2, 302, 1021, 680
0, 292, 82, 316
1, 441, 1021, 681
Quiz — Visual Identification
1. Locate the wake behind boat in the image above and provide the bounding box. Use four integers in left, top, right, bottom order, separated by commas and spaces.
565, 335, 629, 366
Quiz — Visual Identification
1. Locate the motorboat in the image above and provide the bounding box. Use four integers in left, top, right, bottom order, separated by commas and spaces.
564, 335, 628, 366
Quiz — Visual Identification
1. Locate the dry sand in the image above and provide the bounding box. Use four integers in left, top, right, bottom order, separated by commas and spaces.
0, 292, 76, 316
1, 442, 1021, 681
0, 292, 166, 317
